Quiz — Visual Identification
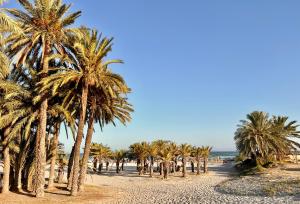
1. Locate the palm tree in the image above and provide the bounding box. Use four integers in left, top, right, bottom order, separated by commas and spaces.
270, 116, 300, 161
178, 143, 191, 177
0, 62, 75, 193
169, 142, 178, 174
147, 142, 157, 177
192, 147, 202, 175
89, 143, 111, 172
159, 146, 172, 179
0, 0, 22, 193
0, 0, 22, 80
234, 111, 272, 165
113, 150, 126, 173
152, 140, 170, 175
200, 146, 212, 173
234, 111, 300, 166
39, 29, 125, 195
78, 87, 132, 191
129, 142, 148, 175
5, 0, 81, 197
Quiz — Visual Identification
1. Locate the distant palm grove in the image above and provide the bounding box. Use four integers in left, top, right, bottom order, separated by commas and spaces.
0, 0, 133, 197
89, 141, 212, 179
234, 111, 300, 170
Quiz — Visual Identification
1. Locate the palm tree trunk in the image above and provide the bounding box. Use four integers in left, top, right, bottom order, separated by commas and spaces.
116, 160, 120, 173
93, 158, 97, 172
35, 39, 50, 198
149, 157, 154, 177
27, 163, 35, 192
78, 99, 96, 191
196, 158, 200, 175
106, 161, 109, 171
138, 159, 144, 175
14, 162, 22, 191
48, 123, 60, 189
191, 161, 195, 173
2, 128, 10, 193
121, 158, 125, 171
163, 161, 168, 179
71, 82, 88, 196
67, 145, 75, 189
159, 162, 163, 176
98, 162, 103, 173
182, 157, 186, 177
204, 158, 208, 173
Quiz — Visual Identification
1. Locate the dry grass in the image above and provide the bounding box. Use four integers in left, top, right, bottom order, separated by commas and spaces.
0, 183, 120, 204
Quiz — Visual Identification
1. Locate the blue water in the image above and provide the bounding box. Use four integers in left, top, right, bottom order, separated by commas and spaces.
210, 151, 238, 160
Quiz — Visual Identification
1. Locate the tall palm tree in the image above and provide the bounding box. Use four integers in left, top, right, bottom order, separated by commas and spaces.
0, 0, 22, 193
178, 143, 191, 177
79, 93, 132, 190
89, 143, 111, 172
200, 146, 212, 173
129, 142, 148, 175
113, 150, 126, 173
5, 0, 81, 197
147, 142, 157, 177
192, 146, 202, 175
39, 29, 125, 195
159, 146, 172, 179
169, 142, 178, 174
0, 62, 75, 193
152, 140, 170, 175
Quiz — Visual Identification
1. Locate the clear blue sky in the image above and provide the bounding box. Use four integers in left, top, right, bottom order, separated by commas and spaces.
6, 1, 300, 152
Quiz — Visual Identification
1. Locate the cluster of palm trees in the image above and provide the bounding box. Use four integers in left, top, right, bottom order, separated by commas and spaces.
91, 140, 212, 179
234, 111, 300, 167
0, 0, 132, 197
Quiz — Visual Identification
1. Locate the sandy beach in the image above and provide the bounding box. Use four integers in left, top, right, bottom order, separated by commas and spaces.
83, 162, 300, 204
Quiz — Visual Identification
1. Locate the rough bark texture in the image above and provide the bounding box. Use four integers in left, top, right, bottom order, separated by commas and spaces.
26, 160, 35, 192
204, 158, 208, 173
116, 161, 120, 173
105, 161, 109, 171
172, 161, 176, 174
58, 165, 64, 184
149, 157, 154, 177
93, 158, 97, 172
121, 159, 125, 171
67, 163, 73, 190
2, 128, 10, 193
163, 161, 169, 179
34, 40, 49, 198
68, 146, 75, 178
78, 99, 96, 191
196, 158, 200, 175
71, 82, 88, 196
48, 124, 60, 189
191, 161, 195, 173
182, 158, 186, 177
14, 165, 22, 191
98, 162, 103, 172
67, 146, 75, 189
159, 162, 163, 175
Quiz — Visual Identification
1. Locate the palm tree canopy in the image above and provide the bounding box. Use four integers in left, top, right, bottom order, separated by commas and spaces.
234, 111, 300, 163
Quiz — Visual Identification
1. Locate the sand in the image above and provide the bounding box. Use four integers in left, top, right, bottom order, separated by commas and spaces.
84, 163, 300, 204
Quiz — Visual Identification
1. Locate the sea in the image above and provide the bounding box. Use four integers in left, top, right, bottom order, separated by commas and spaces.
210, 151, 238, 160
